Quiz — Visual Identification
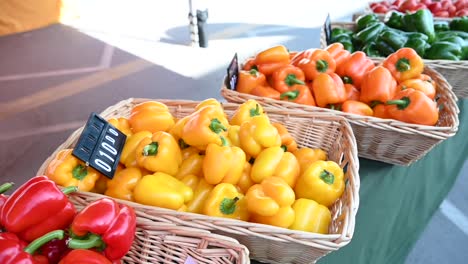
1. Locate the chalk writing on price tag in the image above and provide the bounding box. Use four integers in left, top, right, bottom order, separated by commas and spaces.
72, 113, 127, 179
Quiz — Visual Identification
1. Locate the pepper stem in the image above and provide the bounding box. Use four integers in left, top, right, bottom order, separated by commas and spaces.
396, 58, 411, 72
220, 136, 228, 146
62, 186, 78, 195
280, 90, 299, 100
320, 170, 335, 185
209, 118, 227, 134
249, 104, 261, 117
24, 230, 65, 254
249, 69, 259, 76
220, 197, 239, 215
281, 145, 288, 152
343, 76, 353, 84
0, 182, 13, 194
386, 96, 411, 110
143, 142, 159, 156
179, 139, 189, 149
285, 74, 305, 86
68, 234, 105, 250
316, 60, 329, 73
72, 164, 88, 180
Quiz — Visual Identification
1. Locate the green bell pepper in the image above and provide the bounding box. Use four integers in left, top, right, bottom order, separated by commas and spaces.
377, 29, 408, 51
436, 30, 468, 41
402, 9, 435, 43
385, 11, 405, 30
405, 32, 429, 42
425, 41, 462, 61
331, 28, 353, 38
361, 42, 382, 57
356, 13, 380, 32
375, 39, 396, 57
449, 16, 468, 33
404, 38, 430, 57
434, 21, 450, 32
437, 35, 468, 60
353, 22, 386, 45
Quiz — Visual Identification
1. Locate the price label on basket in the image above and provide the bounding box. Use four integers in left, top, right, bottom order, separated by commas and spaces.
72, 112, 127, 179
226, 53, 239, 90
323, 13, 332, 45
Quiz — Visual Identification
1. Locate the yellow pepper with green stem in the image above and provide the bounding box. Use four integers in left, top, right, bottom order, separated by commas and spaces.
290, 198, 331, 234
203, 143, 246, 185
204, 183, 249, 221
239, 115, 281, 158
230, 99, 264, 126
119, 131, 152, 168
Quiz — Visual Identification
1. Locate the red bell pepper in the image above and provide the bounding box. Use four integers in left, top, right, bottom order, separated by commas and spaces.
0, 182, 13, 210
58, 249, 116, 264
0, 230, 64, 264
0, 176, 77, 242
68, 198, 136, 261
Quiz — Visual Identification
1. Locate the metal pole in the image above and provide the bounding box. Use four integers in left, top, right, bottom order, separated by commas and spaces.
188, 0, 199, 47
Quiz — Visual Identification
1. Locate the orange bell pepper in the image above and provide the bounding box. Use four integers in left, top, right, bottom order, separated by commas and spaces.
280, 84, 316, 106
129, 101, 175, 133
418, 73, 437, 91
312, 73, 347, 108
107, 117, 132, 136
397, 78, 436, 100
382, 47, 424, 82
236, 69, 266, 94
341, 100, 374, 116
325, 43, 351, 69
336, 51, 375, 89
360, 66, 397, 105
372, 103, 390, 119
250, 85, 281, 100
271, 65, 305, 93
254, 45, 291, 75
272, 123, 298, 153
297, 49, 336, 81
344, 83, 360, 101
386, 88, 439, 126
290, 49, 315, 66
242, 57, 257, 71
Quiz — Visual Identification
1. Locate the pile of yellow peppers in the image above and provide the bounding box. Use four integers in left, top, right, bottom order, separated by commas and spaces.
45, 99, 346, 234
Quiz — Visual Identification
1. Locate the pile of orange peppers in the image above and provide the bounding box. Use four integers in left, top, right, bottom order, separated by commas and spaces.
44, 99, 347, 234
237, 44, 439, 126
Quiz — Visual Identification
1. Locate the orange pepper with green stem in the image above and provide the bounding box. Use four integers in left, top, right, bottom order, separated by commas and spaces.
250, 85, 281, 100
341, 100, 374, 116
230, 99, 265, 126
271, 65, 305, 93
204, 183, 249, 221
336, 51, 375, 89
280, 84, 316, 106
254, 45, 291, 75
129, 101, 175, 133
312, 73, 347, 108
382, 47, 424, 82
325, 43, 351, 69
297, 49, 336, 81
386, 88, 439, 126
397, 78, 436, 100
272, 123, 298, 153
359, 66, 397, 105
202, 143, 246, 185
236, 69, 266, 94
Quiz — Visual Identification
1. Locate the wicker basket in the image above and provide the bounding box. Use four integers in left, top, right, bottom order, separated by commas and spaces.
321, 21, 468, 98
221, 65, 459, 166
37, 98, 360, 264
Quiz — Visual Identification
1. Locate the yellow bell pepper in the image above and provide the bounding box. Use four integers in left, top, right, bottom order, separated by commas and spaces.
45, 149, 101, 192
294, 160, 345, 207
251, 146, 300, 188
230, 99, 265, 126
290, 198, 331, 234
108, 117, 132, 137
236, 162, 254, 194
182, 175, 215, 214
169, 115, 190, 142
203, 143, 246, 185
204, 183, 249, 221
227, 125, 241, 148
239, 115, 281, 158
293, 148, 327, 175
195, 98, 226, 115
90, 174, 111, 194
120, 131, 152, 167
250, 206, 295, 229
272, 123, 298, 153
245, 177, 295, 217
129, 101, 175, 133
136, 131, 182, 175
175, 152, 204, 180
181, 105, 230, 149
134, 172, 193, 210
105, 167, 143, 201
181, 146, 201, 160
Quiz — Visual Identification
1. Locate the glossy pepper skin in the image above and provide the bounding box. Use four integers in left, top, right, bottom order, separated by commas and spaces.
272, 123, 298, 153
425, 41, 464, 61
404, 37, 430, 58
227, 125, 241, 147
312, 73, 347, 108
361, 42, 381, 57
250, 206, 295, 229
297, 49, 336, 81
336, 51, 375, 88
344, 83, 361, 101
436, 35, 468, 60
325, 43, 351, 69
293, 148, 327, 175
181, 105, 229, 149
382, 48, 424, 82
280, 84, 316, 106
245, 177, 295, 217
136, 131, 182, 175
398, 78, 436, 100
356, 13, 380, 31
341, 100, 374, 116
175, 152, 204, 179
0, 182, 13, 211
254, 45, 290, 75
449, 16, 468, 32
402, 9, 435, 43
105, 167, 143, 201
236, 69, 266, 94
230, 99, 264, 126
129, 101, 175, 133
360, 66, 397, 105
119, 131, 152, 167
294, 160, 345, 207
239, 115, 281, 158
45, 149, 101, 192
373, 103, 390, 119
271, 65, 306, 93
203, 143, 246, 185
107, 117, 132, 137
0, 176, 77, 242
40, 233, 71, 264
204, 183, 249, 221
375, 29, 408, 56
0, 230, 64, 264
354, 22, 386, 45
68, 198, 136, 261
236, 162, 254, 194
183, 176, 214, 214
386, 88, 439, 126
385, 11, 405, 30
290, 198, 331, 234
58, 249, 113, 264
250, 85, 281, 100
251, 146, 300, 188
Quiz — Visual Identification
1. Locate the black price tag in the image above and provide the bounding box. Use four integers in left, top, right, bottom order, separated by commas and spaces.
72, 113, 127, 179
323, 13, 332, 45
225, 53, 239, 91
